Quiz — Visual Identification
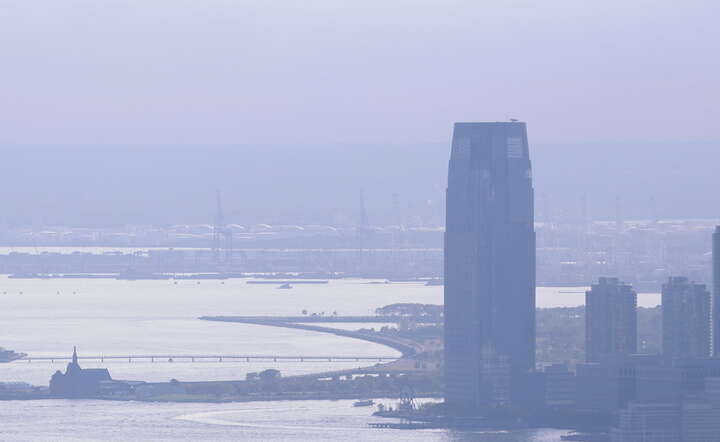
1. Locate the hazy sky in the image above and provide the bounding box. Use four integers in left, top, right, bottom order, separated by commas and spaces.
1, 0, 718, 145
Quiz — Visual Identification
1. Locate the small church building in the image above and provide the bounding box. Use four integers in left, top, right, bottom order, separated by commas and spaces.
49, 347, 112, 398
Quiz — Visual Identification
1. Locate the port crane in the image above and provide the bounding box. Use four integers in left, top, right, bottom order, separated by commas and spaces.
212, 190, 233, 265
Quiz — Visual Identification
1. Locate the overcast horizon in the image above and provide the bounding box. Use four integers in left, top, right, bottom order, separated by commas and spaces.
1, 140, 719, 227
2, 1, 719, 227
2, 0, 719, 145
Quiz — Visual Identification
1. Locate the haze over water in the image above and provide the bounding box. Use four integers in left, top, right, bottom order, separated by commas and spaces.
0, 277, 660, 383
1, 399, 569, 442
0, 277, 578, 440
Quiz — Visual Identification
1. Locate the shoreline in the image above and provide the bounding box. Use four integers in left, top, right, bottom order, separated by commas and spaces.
200, 316, 423, 358
5, 316, 437, 403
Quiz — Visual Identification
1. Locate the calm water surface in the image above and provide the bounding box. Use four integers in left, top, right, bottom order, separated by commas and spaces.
0, 399, 569, 441
0, 277, 617, 441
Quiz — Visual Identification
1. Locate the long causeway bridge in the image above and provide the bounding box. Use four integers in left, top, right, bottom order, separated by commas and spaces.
20, 316, 421, 365
20, 354, 396, 363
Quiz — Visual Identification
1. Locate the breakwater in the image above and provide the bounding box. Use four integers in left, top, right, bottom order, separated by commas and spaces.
200, 316, 423, 357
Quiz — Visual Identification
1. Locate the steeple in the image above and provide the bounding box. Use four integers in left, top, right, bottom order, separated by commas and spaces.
72, 346, 78, 365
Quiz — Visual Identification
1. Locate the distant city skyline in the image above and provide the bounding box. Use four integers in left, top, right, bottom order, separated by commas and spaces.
2, 0, 720, 438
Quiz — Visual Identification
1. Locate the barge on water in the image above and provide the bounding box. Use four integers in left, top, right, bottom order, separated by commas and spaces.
368, 422, 441, 429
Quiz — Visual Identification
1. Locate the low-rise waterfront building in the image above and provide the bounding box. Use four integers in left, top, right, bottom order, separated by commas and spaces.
611, 402, 681, 442
544, 364, 576, 408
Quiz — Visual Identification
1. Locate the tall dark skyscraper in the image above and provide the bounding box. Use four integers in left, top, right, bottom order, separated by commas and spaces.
444, 122, 535, 412
714, 226, 720, 356
585, 277, 637, 363
662, 276, 711, 360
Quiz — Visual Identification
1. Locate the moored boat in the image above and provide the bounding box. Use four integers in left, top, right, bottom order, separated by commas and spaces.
353, 399, 374, 407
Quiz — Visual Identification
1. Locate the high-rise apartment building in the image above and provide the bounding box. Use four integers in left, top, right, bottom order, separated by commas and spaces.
585, 277, 637, 362
662, 276, 711, 359
444, 122, 535, 412
713, 227, 720, 356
